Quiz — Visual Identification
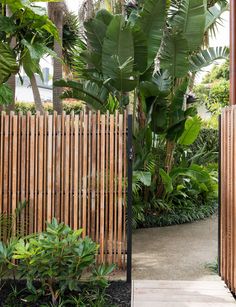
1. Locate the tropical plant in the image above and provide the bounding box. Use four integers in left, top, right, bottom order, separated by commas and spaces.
56, 0, 227, 227
0, 0, 60, 112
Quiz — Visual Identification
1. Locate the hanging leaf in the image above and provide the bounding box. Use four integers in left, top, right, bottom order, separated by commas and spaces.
132, 26, 148, 73
84, 18, 108, 55
0, 42, 18, 84
102, 15, 137, 91
178, 116, 202, 145
159, 32, 189, 78
0, 84, 13, 105
171, 0, 207, 51
190, 46, 229, 72
136, 0, 169, 67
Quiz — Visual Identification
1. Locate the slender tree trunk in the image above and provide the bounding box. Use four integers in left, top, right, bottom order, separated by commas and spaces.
48, 3, 65, 114
6, 5, 15, 113
165, 140, 175, 173
137, 94, 146, 128
79, 0, 94, 22
30, 74, 44, 114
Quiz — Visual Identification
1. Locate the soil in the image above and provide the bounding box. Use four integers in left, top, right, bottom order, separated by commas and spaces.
0, 280, 131, 307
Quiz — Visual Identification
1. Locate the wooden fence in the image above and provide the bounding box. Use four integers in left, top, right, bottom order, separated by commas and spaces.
0, 111, 128, 268
220, 106, 236, 293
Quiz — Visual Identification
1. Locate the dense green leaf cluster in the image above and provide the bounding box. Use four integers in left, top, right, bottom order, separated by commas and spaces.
0, 219, 114, 305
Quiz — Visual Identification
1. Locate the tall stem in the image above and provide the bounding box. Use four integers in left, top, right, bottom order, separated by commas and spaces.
30, 74, 44, 114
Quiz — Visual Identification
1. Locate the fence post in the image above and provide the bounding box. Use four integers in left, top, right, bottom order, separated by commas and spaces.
218, 115, 221, 277
127, 114, 133, 284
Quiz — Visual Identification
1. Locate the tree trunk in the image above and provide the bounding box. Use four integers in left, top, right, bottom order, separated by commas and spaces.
48, 3, 65, 114
137, 94, 146, 129
30, 74, 44, 114
165, 140, 175, 173
79, 0, 94, 22
6, 5, 15, 113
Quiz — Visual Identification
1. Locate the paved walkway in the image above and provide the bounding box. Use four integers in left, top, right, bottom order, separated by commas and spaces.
133, 216, 218, 280
132, 216, 235, 306
132, 280, 236, 306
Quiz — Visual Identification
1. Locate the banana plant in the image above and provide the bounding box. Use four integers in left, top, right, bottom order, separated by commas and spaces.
55, 0, 228, 171
55, 0, 169, 110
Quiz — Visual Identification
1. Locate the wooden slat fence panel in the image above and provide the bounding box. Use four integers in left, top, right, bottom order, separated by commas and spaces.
221, 106, 236, 293
0, 111, 128, 268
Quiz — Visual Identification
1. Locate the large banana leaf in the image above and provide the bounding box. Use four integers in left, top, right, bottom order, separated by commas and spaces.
132, 26, 148, 73
84, 18, 108, 55
54, 79, 109, 112
178, 116, 201, 146
171, 0, 207, 51
190, 46, 229, 72
159, 33, 189, 78
136, 0, 169, 67
170, 164, 210, 182
96, 9, 113, 25
140, 70, 171, 97
102, 15, 137, 92
205, 1, 229, 35
0, 42, 18, 84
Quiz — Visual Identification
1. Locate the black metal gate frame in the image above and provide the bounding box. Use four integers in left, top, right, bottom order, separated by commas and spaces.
127, 114, 133, 284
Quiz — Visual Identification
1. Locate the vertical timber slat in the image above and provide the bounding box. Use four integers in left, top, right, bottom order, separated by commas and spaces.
0, 112, 128, 269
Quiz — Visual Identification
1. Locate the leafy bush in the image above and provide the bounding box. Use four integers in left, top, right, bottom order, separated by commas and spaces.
174, 128, 219, 166
143, 163, 218, 227
0, 219, 114, 305
14, 101, 83, 114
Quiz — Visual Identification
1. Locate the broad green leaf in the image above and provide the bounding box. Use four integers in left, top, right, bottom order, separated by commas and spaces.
0, 84, 13, 105
205, 1, 229, 35
102, 15, 136, 91
140, 81, 160, 97
178, 116, 201, 145
133, 171, 152, 187
159, 169, 173, 193
159, 33, 189, 78
190, 46, 229, 72
96, 9, 113, 26
152, 70, 171, 95
170, 164, 210, 182
0, 16, 16, 33
22, 49, 42, 79
84, 18, 108, 55
132, 26, 148, 73
171, 0, 207, 51
0, 42, 18, 84
136, 0, 169, 67
54, 79, 108, 112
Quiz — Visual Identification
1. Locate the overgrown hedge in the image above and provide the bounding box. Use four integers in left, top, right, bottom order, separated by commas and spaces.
14, 101, 83, 114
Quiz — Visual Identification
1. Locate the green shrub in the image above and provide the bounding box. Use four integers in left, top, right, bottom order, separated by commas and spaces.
3, 219, 114, 305
14, 101, 83, 114
175, 128, 219, 166
143, 163, 218, 227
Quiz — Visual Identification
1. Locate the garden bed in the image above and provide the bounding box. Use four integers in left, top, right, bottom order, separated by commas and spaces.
0, 280, 131, 306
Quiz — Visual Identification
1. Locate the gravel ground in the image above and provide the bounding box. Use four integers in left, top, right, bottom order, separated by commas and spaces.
132, 215, 218, 280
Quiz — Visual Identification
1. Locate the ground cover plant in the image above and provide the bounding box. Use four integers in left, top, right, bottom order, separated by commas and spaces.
0, 219, 129, 306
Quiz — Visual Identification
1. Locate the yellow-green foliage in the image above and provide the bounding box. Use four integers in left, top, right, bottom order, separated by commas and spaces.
14, 101, 83, 114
